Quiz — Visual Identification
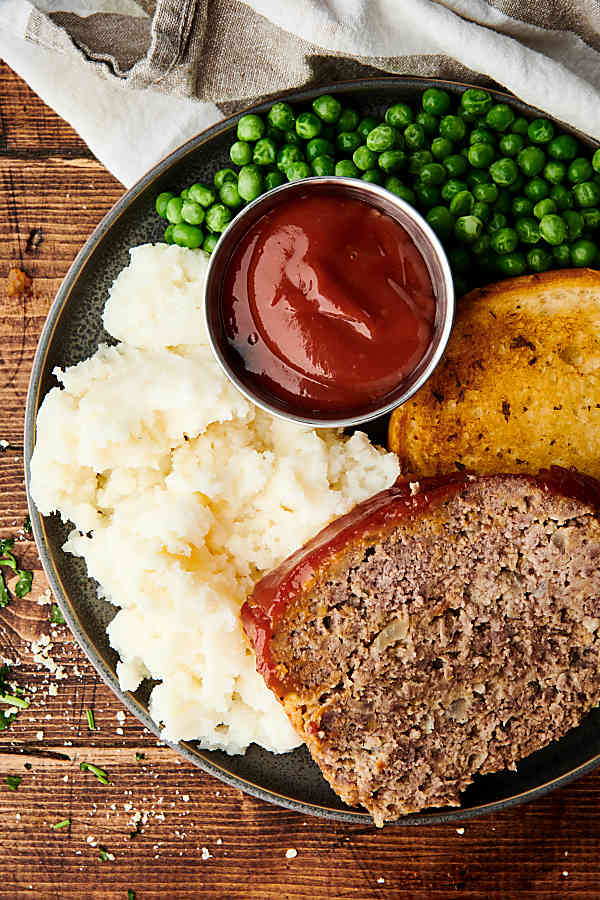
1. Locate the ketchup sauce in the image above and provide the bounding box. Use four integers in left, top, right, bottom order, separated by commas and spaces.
221, 191, 437, 417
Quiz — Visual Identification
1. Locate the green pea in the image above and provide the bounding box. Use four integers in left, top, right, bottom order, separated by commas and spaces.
494, 191, 512, 215
455, 214, 483, 243
524, 177, 550, 202
377, 150, 406, 174
276, 144, 304, 174
490, 226, 518, 254
472, 201, 490, 222
164, 224, 175, 244
499, 133, 524, 157
253, 138, 278, 167
156, 191, 175, 218
336, 109, 360, 132
527, 118, 554, 144
468, 143, 495, 169
450, 190, 475, 216
361, 168, 384, 185
214, 168, 238, 189
441, 179, 468, 202
267, 102, 294, 131
582, 208, 600, 230
414, 112, 436, 136
218, 182, 243, 209
426, 205, 454, 239
567, 157, 594, 184
552, 243, 571, 266
515, 217, 540, 244
282, 129, 301, 146
181, 199, 206, 224
550, 184, 574, 210
172, 223, 204, 249
403, 123, 426, 151
490, 157, 519, 186
238, 165, 264, 201
422, 87, 451, 116
570, 238, 597, 266
367, 125, 398, 152
334, 159, 359, 178
180, 188, 189, 201
311, 155, 335, 176
533, 198, 557, 220
385, 104, 414, 129
526, 247, 552, 272
443, 154, 468, 177
467, 173, 491, 194
593, 148, 600, 173
563, 209, 584, 240
384, 177, 416, 204
496, 252, 526, 276
202, 233, 218, 254
488, 212, 508, 233
188, 184, 216, 207
287, 161, 312, 181
237, 114, 265, 142
573, 181, 600, 207
337, 131, 362, 154
469, 127, 495, 146
548, 134, 578, 160
486, 104, 515, 132
539, 213, 567, 245
353, 145, 378, 171
510, 116, 529, 136
296, 112, 322, 140
431, 137, 453, 160
264, 170, 285, 190
230, 140, 252, 166
166, 196, 184, 224
205, 203, 232, 233
408, 150, 433, 175
449, 246, 471, 274
439, 115, 467, 142
419, 163, 446, 186
473, 182, 498, 203
472, 234, 492, 256
306, 138, 335, 162
543, 161, 566, 185
414, 183, 441, 207
512, 196, 533, 217
460, 88, 493, 118
516, 146, 545, 177
358, 116, 379, 140
312, 94, 342, 124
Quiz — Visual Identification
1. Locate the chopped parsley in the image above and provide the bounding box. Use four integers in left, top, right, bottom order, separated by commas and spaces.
128, 891, 136, 900
52, 819, 70, 830
5, 775, 21, 791
50, 604, 65, 625
135, 752, 145, 762
86, 709, 95, 730
0, 536, 33, 607
80, 761, 110, 785
98, 845, 114, 862
23, 515, 32, 536
0, 665, 28, 730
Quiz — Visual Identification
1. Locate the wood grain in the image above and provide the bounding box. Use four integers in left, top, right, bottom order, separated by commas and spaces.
3, 58, 600, 900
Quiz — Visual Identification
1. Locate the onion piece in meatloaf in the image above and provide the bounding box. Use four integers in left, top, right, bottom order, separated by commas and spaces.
241, 468, 600, 825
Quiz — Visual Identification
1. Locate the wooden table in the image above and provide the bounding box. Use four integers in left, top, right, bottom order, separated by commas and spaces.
1, 60, 600, 900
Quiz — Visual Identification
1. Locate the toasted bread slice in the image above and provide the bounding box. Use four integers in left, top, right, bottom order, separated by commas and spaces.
388, 268, 600, 478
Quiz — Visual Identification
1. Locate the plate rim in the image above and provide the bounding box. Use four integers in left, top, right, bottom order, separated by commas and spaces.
24, 74, 600, 826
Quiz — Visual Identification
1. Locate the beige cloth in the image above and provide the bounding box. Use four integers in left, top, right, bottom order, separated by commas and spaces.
2, 0, 599, 185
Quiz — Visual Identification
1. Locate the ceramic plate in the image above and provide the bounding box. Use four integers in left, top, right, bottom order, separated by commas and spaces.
25, 77, 600, 825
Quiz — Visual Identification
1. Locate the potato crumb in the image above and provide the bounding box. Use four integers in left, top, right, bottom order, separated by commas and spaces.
36, 730, 44, 741
7, 267, 32, 297
201, 847, 212, 860
456, 827, 465, 835
285, 848, 297, 859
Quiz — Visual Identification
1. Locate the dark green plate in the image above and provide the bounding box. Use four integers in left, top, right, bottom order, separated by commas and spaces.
25, 77, 600, 825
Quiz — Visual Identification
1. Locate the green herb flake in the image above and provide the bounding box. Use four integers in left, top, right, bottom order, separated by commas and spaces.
135, 752, 145, 762
5, 775, 21, 791
0, 538, 14, 555
50, 604, 65, 625
98, 845, 114, 862
128, 891, 136, 900
0, 710, 17, 731
80, 761, 110, 785
86, 709, 95, 730
0, 538, 33, 605
52, 819, 70, 830
0, 576, 10, 608
14, 569, 33, 598
23, 516, 32, 536
0, 692, 29, 709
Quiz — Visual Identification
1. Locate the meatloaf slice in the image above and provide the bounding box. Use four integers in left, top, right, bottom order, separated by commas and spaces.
241, 468, 600, 825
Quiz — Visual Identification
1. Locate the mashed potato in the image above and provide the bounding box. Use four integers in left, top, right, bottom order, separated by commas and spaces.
30, 243, 399, 754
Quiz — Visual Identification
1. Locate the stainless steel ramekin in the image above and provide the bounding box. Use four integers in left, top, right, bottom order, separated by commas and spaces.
203, 176, 454, 428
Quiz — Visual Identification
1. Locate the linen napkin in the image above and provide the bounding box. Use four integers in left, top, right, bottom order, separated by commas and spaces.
0, 0, 599, 187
